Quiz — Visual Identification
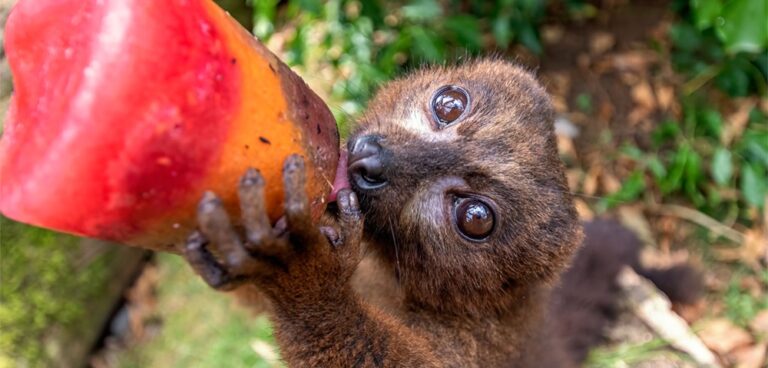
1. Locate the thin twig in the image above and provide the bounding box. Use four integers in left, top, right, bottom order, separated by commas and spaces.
651, 204, 745, 244
682, 65, 723, 96
618, 267, 722, 368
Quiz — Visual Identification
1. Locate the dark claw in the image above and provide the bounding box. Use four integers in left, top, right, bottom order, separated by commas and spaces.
336, 189, 364, 259
183, 231, 244, 291
196, 191, 264, 276
283, 155, 309, 217
320, 226, 343, 247
337, 189, 362, 221
239, 168, 271, 249
184, 165, 361, 296
240, 167, 264, 187
197, 191, 246, 261
282, 155, 320, 247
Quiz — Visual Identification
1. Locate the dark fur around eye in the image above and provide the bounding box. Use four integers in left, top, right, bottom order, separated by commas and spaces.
431, 86, 470, 127
454, 197, 495, 241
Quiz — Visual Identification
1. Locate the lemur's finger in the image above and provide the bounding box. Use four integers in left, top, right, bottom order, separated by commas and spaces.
239, 168, 272, 245
183, 231, 247, 291
197, 191, 251, 272
282, 155, 322, 248
336, 189, 364, 259
238, 169, 294, 260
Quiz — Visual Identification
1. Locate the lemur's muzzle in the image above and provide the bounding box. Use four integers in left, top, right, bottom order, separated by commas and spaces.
348, 135, 387, 190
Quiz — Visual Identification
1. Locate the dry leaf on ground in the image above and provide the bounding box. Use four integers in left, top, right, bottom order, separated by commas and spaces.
605, 50, 657, 72
619, 205, 655, 246
574, 199, 594, 220
722, 99, 757, 146
251, 340, 280, 365
698, 318, 753, 355
619, 267, 721, 367
582, 166, 600, 196
714, 228, 767, 270
541, 25, 564, 45
654, 83, 676, 112
749, 310, 768, 337
631, 81, 657, 110
589, 32, 615, 55
730, 342, 767, 368
600, 171, 622, 194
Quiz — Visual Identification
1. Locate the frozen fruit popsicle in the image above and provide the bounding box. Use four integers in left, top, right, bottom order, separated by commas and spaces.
0, 0, 340, 252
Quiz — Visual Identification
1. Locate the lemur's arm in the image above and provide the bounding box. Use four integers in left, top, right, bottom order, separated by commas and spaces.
271, 287, 438, 367
182, 155, 439, 367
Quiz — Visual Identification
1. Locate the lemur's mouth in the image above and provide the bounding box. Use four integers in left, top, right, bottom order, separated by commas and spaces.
328, 150, 350, 202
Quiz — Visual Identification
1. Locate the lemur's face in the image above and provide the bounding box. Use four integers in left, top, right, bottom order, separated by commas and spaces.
333, 60, 582, 312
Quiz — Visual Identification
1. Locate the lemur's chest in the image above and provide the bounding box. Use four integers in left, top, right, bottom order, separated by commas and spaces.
351, 252, 403, 313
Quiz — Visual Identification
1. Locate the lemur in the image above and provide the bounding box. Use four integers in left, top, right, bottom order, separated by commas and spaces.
180, 59, 700, 367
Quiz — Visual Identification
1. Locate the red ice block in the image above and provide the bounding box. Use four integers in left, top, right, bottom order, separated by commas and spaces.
1, 0, 339, 251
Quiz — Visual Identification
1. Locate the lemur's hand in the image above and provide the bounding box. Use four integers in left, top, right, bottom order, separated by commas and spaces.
182, 154, 364, 304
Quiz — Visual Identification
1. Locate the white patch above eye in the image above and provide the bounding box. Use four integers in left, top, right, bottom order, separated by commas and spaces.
399, 109, 459, 142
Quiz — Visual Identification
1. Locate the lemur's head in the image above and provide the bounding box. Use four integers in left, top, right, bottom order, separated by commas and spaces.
332, 59, 582, 315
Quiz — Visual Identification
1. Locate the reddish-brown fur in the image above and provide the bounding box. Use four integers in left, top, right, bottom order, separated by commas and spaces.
183, 60, 696, 367
328, 59, 583, 367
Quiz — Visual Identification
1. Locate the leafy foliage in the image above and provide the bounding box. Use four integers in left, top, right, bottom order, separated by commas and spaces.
602, 1, 767, 225
603, 101, 767, 223
724, 268, 768, 327
252, 0, 547, 127
586, 338, 687, 367
112, 255, 279, 368
0, 217, 112, 367
2, 1, 763, 365
671, 0, 768, 96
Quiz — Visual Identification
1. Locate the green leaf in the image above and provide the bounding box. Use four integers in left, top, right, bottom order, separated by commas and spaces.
652, 121, 682, 147
715, 57, 754, 96
669, 23, 704, 52
741, 164, 767, 207
684, 149, 705, 206
402, 0, 442, 22
286, 24, 309, 66
706, 185, 723, 207
692, 0, 723, 30
444, 15, 484, 51
378, 33, 412, 74
252, 0, 279, 38
747, 140, 768, 167
755, 52, 768, 81
293, 0, 324, 16
661, 145, 690, 194
620, 144, 644, 160
699, 108, 723, 139
712, 147, 733, 185
407, 26, 445, 62
605, 170, 646, 206
647, 156, 668, 179
358, 0, 386, 27
518, 24, 542, 54
493, 14, 513, 48
716, 0, 768, 54
576, 93, 593, 113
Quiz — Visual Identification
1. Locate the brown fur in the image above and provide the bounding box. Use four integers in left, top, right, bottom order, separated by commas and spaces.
188, 59, 687, 367
335, 59, 582, 366
199, 59, 583, 367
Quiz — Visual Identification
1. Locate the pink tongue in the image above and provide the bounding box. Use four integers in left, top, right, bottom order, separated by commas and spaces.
328, 150, 350, 202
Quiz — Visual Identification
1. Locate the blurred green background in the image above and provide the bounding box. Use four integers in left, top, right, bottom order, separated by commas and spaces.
1, 0, 766, 367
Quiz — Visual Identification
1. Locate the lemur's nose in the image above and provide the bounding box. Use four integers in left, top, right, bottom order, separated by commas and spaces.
348, 135, 387, 190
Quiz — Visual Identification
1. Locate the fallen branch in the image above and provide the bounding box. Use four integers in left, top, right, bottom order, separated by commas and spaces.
652, 204, 745, 244
617, 267, 722, 368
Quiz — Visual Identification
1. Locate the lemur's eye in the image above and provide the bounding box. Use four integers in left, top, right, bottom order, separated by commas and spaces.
454, 198, 495, 240
431, 86, 469, 127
